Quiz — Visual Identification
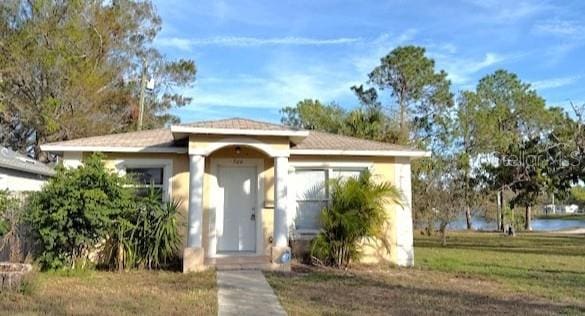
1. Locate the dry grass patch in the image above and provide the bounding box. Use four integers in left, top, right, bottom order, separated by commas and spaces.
267, 232, 585, 315
0, 269, 217, 315
266, 265, 584, 316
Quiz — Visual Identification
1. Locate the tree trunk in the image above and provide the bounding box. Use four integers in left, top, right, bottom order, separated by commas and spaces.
499, 190, 505, 232
399, 98, 405, 135
465, 206, 472, 230
525, 205, 532, 231
496, 192, 501, 230
500, 189, 506, 231
440, 222, 448, 246
117, 242, 124, 272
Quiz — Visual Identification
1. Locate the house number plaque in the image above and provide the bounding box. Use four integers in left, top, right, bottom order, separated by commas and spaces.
232, 159, 244, 165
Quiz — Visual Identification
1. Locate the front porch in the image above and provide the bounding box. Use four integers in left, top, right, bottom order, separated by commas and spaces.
205, 255, 278, 271
182, 138, 295, 272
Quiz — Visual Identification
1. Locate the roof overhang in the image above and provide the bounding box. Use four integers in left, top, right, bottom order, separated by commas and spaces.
40, 145, 187, 154
170, 125, 309, 144
289, 149, 431, 159
0, 163, 55, 177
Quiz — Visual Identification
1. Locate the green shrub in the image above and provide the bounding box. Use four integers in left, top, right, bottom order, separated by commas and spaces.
108, 187, 182, 270
0, 190, 17, 236
310, 171, 402, 269
26, 153, 135, 270
26, 153, 182, 271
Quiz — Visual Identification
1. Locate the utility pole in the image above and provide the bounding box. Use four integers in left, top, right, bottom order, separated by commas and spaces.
137, 58, 148, 131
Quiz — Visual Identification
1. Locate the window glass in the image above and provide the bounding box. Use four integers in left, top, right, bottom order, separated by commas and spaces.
126, 167, 164, 186
293, 167, 366, 232
296, 201, 326, 231
294, 170, 327, 200
293, 169, 327, 231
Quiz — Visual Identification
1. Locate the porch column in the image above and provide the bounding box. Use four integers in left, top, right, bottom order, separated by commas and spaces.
183, 154, 205, 273
273, 156, 289, 247
272, 155, 291, 269
393, 157, 414, 267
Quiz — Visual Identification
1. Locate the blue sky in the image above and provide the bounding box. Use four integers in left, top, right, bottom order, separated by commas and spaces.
152, 0, 585, 123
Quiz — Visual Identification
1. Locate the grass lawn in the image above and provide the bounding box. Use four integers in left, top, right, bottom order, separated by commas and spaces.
535, 213, 585, 221
0, 269, 217, 315
266, 231, 585, 315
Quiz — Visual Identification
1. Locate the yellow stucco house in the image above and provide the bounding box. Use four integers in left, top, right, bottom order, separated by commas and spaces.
41, 118, 429, 272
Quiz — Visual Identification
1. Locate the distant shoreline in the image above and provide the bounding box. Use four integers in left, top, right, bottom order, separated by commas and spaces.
535, 214, 585, 221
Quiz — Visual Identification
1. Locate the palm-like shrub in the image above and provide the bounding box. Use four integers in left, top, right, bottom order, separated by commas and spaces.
150, 199, 182, 268
310, 171, 402, 269
107, 186, 182, 270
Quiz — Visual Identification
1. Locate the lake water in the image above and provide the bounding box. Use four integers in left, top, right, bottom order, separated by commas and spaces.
448, 216, 585, 231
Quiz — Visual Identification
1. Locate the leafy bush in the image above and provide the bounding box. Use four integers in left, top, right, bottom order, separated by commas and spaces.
26, 153, 135, 270
310, 171, 402, 269
0, 190, 17, 236
27, 153, 183, 271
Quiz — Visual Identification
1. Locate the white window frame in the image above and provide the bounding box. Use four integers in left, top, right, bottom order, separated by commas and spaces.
289, 161, 373, 238
114, 159, 173, 202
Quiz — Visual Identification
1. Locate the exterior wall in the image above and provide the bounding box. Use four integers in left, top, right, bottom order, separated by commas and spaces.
73, 138, 414, 266
189, 134, 290, 155
81, 152, 191, 251
62, 152, 83, 168
289, 155, 411, 266
0, 167, 49, 192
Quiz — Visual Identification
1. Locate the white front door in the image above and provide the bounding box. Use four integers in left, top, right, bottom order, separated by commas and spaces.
217, 165, 257, 253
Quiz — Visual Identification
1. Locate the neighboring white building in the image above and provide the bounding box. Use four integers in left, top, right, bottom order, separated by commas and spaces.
0, 147, 55, 192
543, 204, 580, 215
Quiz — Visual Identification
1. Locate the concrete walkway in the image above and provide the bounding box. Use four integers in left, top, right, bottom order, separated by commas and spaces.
217, 270, 287, 316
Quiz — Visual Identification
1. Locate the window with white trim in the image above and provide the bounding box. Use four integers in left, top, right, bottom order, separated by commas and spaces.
293, 167, 366, 232
126, 167, 165, 199
116, 159, 172, 202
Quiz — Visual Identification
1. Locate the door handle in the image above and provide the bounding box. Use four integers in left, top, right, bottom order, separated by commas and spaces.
251, 207, 256, 221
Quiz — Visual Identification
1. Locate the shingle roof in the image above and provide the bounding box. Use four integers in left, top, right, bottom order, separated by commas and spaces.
181, 117, 300, 131
41, 118, 422, 155
293, 131, 414, 151
41, 128, 179, 149
0, 147, 55, 176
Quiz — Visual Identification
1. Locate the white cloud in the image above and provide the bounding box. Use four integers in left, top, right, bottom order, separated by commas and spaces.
351, 30, 418, 75
463, 0, 550, 23
533, 19, 585, 37
178, 30, 418, 110
156, 37, 193, 51
541, 42, 582, 66
156, 36, 362, 51
432, 52, 508, 86
183, 63, 359, 110
531, 75, 581, 90
177, 30, 511, 111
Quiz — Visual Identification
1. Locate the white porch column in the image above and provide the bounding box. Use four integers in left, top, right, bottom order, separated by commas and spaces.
184, 154, 205, 272
394, 157, 414, 267
272, 155, 291, 269
273, 156, 289, 247
187, 154, 205, 247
